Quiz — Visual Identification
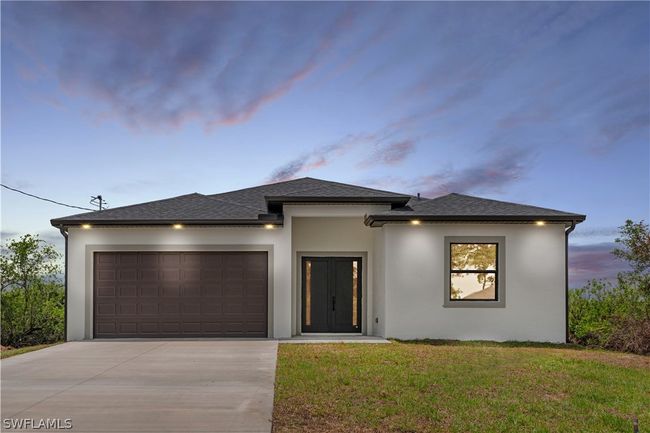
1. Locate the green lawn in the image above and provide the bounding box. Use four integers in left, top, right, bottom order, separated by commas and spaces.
273, 341, 650, 433
0, 343, 60, 360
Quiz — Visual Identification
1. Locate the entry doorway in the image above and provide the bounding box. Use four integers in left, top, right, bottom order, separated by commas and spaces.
301, 257, 362, 333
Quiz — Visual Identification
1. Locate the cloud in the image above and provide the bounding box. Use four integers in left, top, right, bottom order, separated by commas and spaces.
569, 242, 631, 288
267, 132, 378, 183
571, 226, 619, 240
411, 147, 532, 197
4, 2, 355, 131
359, 139, 416, 168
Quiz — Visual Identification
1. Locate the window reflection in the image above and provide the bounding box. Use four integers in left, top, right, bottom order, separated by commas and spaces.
305, 261, 311, 326
352, 260, 358, 327
450, 243, 498, 301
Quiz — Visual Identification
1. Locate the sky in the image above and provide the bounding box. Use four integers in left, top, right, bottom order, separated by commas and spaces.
1, 2, 648, 287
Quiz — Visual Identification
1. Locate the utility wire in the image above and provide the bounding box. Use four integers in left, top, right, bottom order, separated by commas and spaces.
1, 184, 95, 211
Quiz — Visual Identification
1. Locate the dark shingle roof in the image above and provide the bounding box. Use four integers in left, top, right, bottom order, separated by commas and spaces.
50, 178, 585, 227
211, 177, 411, 208
50, 193, 274, 225
364, 193, 586, 226
50, 177, 410, 226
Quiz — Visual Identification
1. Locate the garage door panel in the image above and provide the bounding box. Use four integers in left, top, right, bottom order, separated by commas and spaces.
94, 251, 268, 338
161, 285, 180, 297
139, 285, 158, 297
160, 303, 180, 314
119, 322, 137, 334
202, 303, 222, 314
183, 253, 203, 266
96, 303, 115, 316
118, 304, 137, 315
96, 285, 116, 297
140, 253, 159, 266
115, 252, 137, 265
139, 303, 158, 315
183, 303, 201, 315
161, 253, 181, 266
181, 269, 201, 281
139, 322, 159, 334
96, 270, 116, 281
183, 284, 201, 297
139, 269, 159, 281
161, 269, 181, 281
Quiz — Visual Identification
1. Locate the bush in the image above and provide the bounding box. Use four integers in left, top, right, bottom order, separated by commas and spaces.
0, 234, 64, 348
569, 220, 650, 355
1, 282, 64, 347
569, 278, 649, 354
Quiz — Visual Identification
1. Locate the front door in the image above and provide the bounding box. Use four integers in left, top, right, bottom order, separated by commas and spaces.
301, 257, 362, 333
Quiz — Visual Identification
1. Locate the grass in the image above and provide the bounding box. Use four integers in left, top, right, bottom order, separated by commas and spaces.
0, 343, 60, 359
273, 340, 650, 433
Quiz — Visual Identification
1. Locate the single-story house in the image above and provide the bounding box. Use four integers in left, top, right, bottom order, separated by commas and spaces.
51, 177, 585, 342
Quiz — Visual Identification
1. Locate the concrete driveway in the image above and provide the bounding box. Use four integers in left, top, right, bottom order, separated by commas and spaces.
1, 340, 278, 432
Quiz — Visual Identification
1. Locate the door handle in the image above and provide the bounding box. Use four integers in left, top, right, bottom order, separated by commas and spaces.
332, 295, 336, 311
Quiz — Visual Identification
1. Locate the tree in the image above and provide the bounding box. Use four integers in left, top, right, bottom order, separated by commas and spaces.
1, 234, 60, 292
0, 235, 64, 347
613, 220, 650, 295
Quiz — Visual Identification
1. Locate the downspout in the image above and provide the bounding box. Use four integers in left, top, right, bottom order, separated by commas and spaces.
565, 220, 576, 343
58, 226, 68, 342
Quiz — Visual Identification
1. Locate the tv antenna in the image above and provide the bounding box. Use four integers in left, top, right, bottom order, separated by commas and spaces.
90, 195, 108, 211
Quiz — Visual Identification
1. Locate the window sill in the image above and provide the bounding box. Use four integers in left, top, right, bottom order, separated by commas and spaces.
443, 301, 505, 308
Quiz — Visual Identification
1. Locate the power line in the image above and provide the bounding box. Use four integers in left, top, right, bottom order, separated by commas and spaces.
1, 184, 95, 211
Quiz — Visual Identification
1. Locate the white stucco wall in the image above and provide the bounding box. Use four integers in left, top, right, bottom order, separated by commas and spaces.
65, 208, 567, 342
381, 223, 567, 342
65, 225, 292, 340
65, 204, 390, 341
372, 228, 386, 337
291, 215, 377, 335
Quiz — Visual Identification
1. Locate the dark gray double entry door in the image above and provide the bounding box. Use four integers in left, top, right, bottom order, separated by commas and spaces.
301, 257, 362, 333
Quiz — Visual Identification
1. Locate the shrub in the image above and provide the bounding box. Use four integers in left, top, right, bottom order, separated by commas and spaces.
569, 279, 649, 353
1, 282, 64, 347
0, 234, 64, 347
569, 220, 650, 354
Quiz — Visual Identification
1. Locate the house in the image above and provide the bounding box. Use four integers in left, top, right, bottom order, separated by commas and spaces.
50, 177, 585, 342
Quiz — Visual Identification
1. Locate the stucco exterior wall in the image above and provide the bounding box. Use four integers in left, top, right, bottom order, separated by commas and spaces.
382, 223, 566, 342
66, 225, 292, 340
291, 215, 376, 335
372, 228, 386, 337
64, 208, 567, 342
65, 204, 390, 341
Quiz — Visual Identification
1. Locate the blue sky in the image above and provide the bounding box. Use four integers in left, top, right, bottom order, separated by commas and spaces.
1, 2, 648, 287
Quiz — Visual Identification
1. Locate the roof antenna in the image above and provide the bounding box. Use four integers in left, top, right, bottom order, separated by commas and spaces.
90, 195, 108, 211
417, 193, 421, 200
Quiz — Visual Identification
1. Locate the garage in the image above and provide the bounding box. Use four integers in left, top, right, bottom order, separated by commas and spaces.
93, 251, 268, 338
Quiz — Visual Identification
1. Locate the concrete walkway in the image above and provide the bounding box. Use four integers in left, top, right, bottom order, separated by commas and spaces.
1, 340, 278, 432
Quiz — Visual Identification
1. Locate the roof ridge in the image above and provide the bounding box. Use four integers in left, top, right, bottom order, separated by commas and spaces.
210, 177, 312, 197
264, 184, 339, 197
301, 177, 410, 197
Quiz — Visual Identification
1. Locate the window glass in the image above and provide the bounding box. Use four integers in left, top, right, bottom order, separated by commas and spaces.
451, 243, 496, 270
305, 261, 312, 326
450, 243, 498, 301
352, 260, 358, 327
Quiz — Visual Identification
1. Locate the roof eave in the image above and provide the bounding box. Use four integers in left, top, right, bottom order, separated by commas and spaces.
50, 215, 284, 228
364, 214, 587, 227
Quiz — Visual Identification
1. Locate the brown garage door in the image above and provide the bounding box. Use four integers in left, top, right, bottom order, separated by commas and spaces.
93, 251, 268, 338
